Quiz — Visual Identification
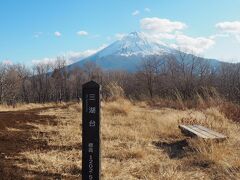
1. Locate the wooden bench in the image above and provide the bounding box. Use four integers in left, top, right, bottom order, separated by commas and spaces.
179, 125, 227, 139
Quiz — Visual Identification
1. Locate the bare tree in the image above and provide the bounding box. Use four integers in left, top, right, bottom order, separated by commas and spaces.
137, 56, 165, 99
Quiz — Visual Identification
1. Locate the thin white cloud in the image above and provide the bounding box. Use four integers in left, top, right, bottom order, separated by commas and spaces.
32, 44, 107, 65
2, 60, 13, 65
174, 34, 215, 54
144, 8, 151, 12
32, 58, 57, 65
115, 33, 126, 40
216, 21, 240, 42
34, 32, 43, 38
65, 44, 107, 63
132, 10, 140, 16
141, 17, 187, 33
54, 31, 62, 37
77, 30, 89, 36
236, 34, 240, 42
107, 36, 112, 41
209, 33, 229, 40
142, 31, 176, 41
205, 34, 240, 62
140, 18, 179, 41
139, 17, 215, 54
216, 21, 240, 34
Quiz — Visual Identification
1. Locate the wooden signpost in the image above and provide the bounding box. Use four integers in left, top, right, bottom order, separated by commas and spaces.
82, 81, 101, 180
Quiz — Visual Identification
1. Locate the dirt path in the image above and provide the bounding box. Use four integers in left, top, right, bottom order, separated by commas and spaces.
0, 106, 60, 179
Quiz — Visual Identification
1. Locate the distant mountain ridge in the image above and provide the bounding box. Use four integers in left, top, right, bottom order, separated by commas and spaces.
68, 32, 221, 71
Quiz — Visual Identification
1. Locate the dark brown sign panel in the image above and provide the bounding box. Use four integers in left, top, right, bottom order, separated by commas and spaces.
82, 81, 101, 180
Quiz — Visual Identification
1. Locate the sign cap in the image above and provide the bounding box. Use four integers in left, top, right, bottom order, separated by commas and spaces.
82, 80, 100, 88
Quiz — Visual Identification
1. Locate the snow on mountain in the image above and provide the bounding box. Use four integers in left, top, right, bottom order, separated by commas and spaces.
96, 32, 174, 57
68, 32, 220, 71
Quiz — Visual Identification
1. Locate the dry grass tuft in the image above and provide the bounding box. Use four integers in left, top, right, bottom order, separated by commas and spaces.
103, 98, 132, 116
106, 148, 145, 161
147, 87, 224, 111
20, 149, 81, 178
105, 82, 125, 101
220, 102, 240, 123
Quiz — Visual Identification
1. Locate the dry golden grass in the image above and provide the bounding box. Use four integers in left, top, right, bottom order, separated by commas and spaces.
7, 98, 240, 179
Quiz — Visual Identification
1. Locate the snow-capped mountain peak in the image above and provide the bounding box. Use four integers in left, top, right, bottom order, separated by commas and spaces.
96, 32, 173, 57
68, 31, 220, 71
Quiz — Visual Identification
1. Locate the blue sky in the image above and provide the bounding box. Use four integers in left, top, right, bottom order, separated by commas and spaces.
0, 0, 240, 65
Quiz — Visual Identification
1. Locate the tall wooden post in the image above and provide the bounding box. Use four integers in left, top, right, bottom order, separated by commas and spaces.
82, 81, 101, 180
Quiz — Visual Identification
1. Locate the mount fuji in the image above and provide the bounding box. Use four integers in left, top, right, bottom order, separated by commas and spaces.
68, 32, 220, 71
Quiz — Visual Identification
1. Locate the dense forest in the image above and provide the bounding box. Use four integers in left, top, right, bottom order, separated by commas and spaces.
0, 53, 239, 105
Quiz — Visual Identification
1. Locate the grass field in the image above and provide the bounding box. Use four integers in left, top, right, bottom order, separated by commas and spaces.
0, 98, 240, 179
